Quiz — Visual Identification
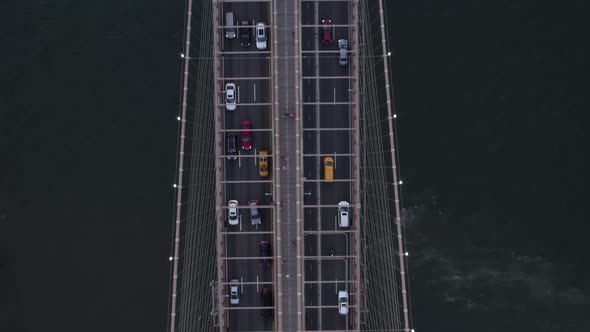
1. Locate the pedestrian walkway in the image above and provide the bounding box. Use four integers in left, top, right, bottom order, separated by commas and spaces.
273, 0, 302, 330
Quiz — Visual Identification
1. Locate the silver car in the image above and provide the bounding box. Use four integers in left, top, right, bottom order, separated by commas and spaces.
225, 83, 236, 111
249, 200, 261, 225
229, 279, 240, 305
338, 39, 348, 66
256, 22, 267, 50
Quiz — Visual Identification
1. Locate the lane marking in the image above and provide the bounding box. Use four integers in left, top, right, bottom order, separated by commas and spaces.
254, 83, 257, 102
334, 151, 337, 169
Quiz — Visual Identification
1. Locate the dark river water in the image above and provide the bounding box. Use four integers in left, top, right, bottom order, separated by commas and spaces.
1, 1, 588, 331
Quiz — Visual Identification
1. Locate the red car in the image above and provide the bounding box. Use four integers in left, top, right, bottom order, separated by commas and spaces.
240, 120, 252, 150
321, 18, 333, 44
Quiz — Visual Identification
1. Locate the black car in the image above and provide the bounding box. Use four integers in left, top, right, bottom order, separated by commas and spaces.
240, 20, 251, 47
260, 288, 273, 320
226, 135, 238, 160
259, 241, 271, 267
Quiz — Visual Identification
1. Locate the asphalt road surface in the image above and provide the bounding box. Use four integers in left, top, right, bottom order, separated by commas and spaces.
221, 1, 275, 331
301, 1, 353, 330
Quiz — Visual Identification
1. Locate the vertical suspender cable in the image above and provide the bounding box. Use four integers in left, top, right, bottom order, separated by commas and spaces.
377, 0, 410, 330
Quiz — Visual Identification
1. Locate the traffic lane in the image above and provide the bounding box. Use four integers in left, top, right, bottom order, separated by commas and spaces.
302, 125, 318, 153
318, 1, 348, 30
226, 233, 273, 261
302, 284, 347, 330
320, 261, 347, 296
300, 163, 351, 205
223, 106, 271, 137
223, 104, 271, 128
300, 1, 316, 26
321, 307, 348, 331
223, 181, 270, 227
319, 131, 350, 154
318, 104, 350, 129
228, 309, 273, 332
223, 55, 269, 78
320, 186, 351, 223
317, 76, 350, 103
224, 147, 272, 181
305, 307, 318, 330
225, 239, 273, 288
304, 234, 320, 266
221, 203, 274, 234
300, 27, 318, 51
307, 233, 347, 259
301, 53, 317, 78
228, 307, 274, 331
301, 78, 317, 104
227, 283, 274, 307
223, 103, 271, 132
302, 156, 323, 180
317, 205, 340, 231
303, 205, 320, 231
320, 261, 350, 330
301, 105, 317, 131
221, 1, 269, 50
318, 52, 350, 78
221, 79, 271, 104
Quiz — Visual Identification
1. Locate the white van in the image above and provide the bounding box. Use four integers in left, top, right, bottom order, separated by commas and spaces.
338, 201, 350, 228
225, 12, 236, 39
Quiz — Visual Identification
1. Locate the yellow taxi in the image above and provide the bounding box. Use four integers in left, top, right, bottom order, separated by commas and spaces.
259, 150, 269, 176
323, 156, 334, 182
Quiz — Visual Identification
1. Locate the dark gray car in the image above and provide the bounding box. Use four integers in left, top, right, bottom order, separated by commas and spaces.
240, 20, 251, 47
249, 200, 261, 225
226, 135, 238, 160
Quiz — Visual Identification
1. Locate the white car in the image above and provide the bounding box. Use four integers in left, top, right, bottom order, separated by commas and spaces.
338, 201, 350, 228
225, 83, 236, 111
255, 22, 267, 50
229, 279, 240, 305
228, 200, 239, 225
338, 290, 349, 316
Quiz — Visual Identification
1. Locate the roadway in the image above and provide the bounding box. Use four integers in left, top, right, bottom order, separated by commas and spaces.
221, 1, 275, 331
218, 0, 355, 330
301, 0, 354, 330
